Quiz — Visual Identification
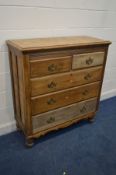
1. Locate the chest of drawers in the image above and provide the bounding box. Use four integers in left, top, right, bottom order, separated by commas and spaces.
7, 36, 111, 146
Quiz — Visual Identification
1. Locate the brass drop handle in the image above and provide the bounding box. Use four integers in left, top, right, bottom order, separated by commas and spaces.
80, 106, 86, 113
48, 81, 57, 89
48, 64, 57, 72
82, 89, 89, 96
47, 98, 56, 105
86, 57, 93, 65
84, 73, 92, 80
47, 117, 55, 123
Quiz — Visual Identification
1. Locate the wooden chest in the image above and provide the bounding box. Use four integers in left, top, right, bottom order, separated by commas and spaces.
7, 36, 111, 146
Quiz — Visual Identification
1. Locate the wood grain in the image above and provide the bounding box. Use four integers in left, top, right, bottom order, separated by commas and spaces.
7, 36, 111, 52
72, 52, 104, 69
32, 98, 97, 133
23, 55, 33, 136
31, 66, 103, 96
16, 52, 26, 125
31, 81, 101, 115
9, 51, 21, 121
31, 112, 96, 139
30, 56, 71, 78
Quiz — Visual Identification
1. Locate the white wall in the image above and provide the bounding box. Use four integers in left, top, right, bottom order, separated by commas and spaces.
0, 0, 116, 135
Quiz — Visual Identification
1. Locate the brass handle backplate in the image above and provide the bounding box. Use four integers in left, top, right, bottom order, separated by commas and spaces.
47, 98, 56, 105
86, 57, 93, 65
80, 106, 86, 113
47, 117, 55, 123
48, 81, 57, 89
82, 89, 89, 96
48, 64, 57, 72
84, 73, 92, 80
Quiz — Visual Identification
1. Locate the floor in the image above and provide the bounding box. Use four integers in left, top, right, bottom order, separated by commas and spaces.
0, 97, 116, 175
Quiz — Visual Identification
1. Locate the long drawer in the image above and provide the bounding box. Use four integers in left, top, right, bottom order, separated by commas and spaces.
32, 98, 97, 133
30, 56, 71, 78
72, 52, 104, 69
31, 66, 103, 96
31, 82, 100, 115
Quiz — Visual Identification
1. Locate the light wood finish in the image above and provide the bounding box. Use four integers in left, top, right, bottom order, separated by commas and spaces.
32, 98, 97, 133
7, 36, 111, 146
8, 51, 21, 122
7, 36, 111, 52
31, 66, 103, 96
32, 112, 96, 139
31, 82, 100, 115
72, 52, 104, 69
30, 56, 71, 78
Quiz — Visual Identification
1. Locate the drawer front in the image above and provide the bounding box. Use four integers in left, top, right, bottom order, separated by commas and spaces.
72, 52, 104, 70
30, 56, 71, 78
32, 98, 97, 133
31, 66, 103, 96
31, 82, 100, 115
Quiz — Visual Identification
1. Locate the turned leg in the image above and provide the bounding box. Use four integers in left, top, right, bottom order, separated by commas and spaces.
25, 138, 34, 147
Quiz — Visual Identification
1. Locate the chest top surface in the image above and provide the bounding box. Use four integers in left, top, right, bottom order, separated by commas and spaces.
7, 36, 111, 52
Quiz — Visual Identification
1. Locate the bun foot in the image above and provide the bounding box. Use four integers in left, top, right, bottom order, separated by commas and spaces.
88, 117, 95, 123
25, 138, 34, 147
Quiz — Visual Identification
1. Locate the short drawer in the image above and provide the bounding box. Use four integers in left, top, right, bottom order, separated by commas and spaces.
31, 81, 100, 115
72, 52, 104, 70
31, 66, 103, 96
30, 56, 71, 78
32, 98, 97, 133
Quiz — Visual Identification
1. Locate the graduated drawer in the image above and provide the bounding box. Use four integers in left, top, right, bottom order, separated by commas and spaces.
72, 52, 105, 70
31, 66, 103, 96
30, 56, 71, 78
31, 81, 100, 115
32, 98, 97, 133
